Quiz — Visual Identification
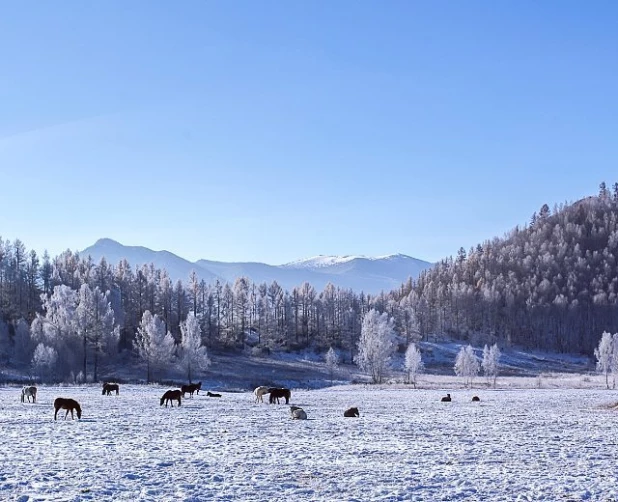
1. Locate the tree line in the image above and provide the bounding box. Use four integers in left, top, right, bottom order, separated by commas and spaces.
2, 183, 617, 380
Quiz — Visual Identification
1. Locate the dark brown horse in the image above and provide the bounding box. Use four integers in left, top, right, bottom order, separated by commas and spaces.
181, 382, 201, 398
206, 391, 221, 397
160, 389, 182, 407
102, 383, 119, 395
269, 387, 291, 404
54, 398, 82, 420
441, 393, 452, 402
472, 396, 481, 402
344, 407, 360, 417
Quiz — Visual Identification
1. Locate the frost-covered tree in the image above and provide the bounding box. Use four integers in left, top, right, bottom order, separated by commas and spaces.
75, 284, 118, 382
594, 331, 614, 389
178, 313, 210, 383
135, 310, 176, 383
404, 342, 424, 387
482, 343, 501, 387
355, 309, 395, 384
12, 318, 35, 366
31, 343, 58, 381
454, 345, 480, 388
325, 347, 339, 383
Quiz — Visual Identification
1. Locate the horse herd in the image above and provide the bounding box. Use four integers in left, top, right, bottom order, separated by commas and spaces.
18, 383, 477, 421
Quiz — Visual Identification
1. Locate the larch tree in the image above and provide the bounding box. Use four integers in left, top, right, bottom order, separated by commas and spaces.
178, 313, 210, 383
325, 346, 339, 383
31, 343, 58, 382
404, 342, 424, 388
594, 331, 614, 389
454, 345, 480, 388
135, 310, 176, 383
355, 309, 395, 384
481, 343, 501, 388
75, 284, 118, 382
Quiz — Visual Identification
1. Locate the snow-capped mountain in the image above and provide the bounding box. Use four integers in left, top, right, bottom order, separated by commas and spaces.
80, 239, 434, 294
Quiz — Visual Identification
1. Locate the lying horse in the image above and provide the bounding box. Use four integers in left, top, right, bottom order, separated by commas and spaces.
269, 387, 291, 404
102, 382, 119, 396
160, 389, 182, 407
441, 393, 452, 402
290, 406, 307, 420
206, 391, 222, 397
254, 386, 270, 403
472, 396, 481, 402
54, 398, 82, 420
21, 386, 37, 403
181, 382, 201, 398
344, 407, 360, 417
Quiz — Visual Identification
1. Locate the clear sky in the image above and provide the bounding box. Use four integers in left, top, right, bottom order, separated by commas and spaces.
1, 1, 616, 265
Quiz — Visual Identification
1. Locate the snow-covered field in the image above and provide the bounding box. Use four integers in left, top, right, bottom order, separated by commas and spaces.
2, 382, 618, 501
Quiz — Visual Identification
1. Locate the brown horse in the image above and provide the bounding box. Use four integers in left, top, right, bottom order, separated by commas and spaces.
269, 388, 291, 404
181, 382, 201, 398
54, 398, 82, 420
21, 386, 37, 403
160, 390, 182, 407
472, 396, 481, 402
206, 391, 222, 397
102, 383, 119, 396
441, 393, 452, 402
344, 407, 360, 417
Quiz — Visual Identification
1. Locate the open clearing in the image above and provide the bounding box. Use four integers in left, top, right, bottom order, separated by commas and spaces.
1, 383, 617, 501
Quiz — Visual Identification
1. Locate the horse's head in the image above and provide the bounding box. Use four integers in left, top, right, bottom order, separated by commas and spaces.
75, 403, 82, 419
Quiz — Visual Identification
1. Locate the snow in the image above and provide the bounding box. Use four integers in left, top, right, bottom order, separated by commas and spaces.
2, 380, 618, 501
283, 254, 411, 269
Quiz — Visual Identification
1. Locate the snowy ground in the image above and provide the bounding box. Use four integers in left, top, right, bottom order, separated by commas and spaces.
2, 381, 618, 501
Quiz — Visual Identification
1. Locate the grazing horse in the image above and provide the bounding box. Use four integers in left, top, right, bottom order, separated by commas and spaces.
290, 406, 307, 420
344, 407, 360, 417
21, 386, 37, 403
206, 392, 222, 397
472, 396, 481, 402
102, 383, 119, 396
269, 387, 291, 404
254, 386, 270, 403
441, 393, 452, 402
54, 398, 82, 420
181, 382, 201, 398
160, 390, 182, 407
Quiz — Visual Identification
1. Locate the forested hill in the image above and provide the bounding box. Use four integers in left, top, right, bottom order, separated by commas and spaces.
400, 184, 618, 354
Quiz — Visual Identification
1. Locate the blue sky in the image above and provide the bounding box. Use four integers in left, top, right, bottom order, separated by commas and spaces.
1, 1, 616, 265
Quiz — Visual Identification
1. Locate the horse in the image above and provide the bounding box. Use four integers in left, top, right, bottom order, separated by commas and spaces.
290, 406, 307, 420
21, 386, 37, 403
160, 390, 182, 407
102, 383, 119, 396
54, 398, 82, 420
206, 392, 222, 397
269, 387, 291, 404
344, 407, 360, 417
254, 386, 270, 403
441, 393, 452, 402
472, 396, 481, 402
181, 382, 201, 398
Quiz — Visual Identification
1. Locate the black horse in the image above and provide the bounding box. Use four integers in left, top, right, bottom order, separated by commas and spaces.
102, 383, 119, 395
269, 388, 291, 404
441, 393, 452, 402
344, 407, 360, 417
181, 382, 201, 398
206, 391, 222, 397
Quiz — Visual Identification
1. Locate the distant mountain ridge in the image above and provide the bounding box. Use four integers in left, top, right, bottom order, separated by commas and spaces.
79, 238, 434, 294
